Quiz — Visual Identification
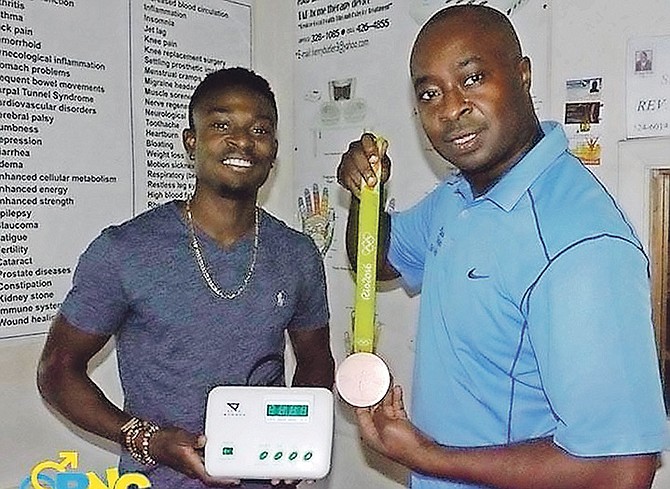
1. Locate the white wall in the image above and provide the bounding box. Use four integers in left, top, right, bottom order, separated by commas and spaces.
547, 2, 670, 484
253, 0, 670, 488
2, 1, 669, 488
252, 1, 297, 221
548, 0, 670, 196
0, 337, 123, 488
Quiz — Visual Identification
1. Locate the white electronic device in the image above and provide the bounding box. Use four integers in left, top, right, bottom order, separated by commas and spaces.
204, 386, 334, 480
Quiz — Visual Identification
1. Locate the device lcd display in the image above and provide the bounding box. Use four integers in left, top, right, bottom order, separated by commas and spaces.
266, 403, 309, 417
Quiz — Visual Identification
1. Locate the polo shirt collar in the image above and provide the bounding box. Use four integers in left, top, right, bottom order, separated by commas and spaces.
453, 121, 568, 211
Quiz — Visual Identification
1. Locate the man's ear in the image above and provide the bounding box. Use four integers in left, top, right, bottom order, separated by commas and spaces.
182, 128, 196, 158
271, 138, 278, 165
519, 56, 532, 92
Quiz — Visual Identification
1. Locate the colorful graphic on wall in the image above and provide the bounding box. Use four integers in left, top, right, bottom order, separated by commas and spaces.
298, 183, 335, 257
565, 77, 604, 165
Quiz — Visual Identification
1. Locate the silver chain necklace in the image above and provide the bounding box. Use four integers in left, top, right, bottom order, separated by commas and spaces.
185, 199, 260, 300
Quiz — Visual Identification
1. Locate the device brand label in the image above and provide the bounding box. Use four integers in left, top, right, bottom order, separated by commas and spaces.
221, 401, 245, 417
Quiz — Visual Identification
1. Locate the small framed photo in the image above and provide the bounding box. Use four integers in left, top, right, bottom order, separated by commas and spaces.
634, 49, 653, 73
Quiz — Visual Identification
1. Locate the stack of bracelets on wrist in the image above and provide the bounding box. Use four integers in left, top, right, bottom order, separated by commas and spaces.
120, 417, 160, 467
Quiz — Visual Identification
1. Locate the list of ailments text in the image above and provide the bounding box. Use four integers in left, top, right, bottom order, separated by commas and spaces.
0, 0, 120, 334
142, 0, 230, 207
0, 0, 250, 337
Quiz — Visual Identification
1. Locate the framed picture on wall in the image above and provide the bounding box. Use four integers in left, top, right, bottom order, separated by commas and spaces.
626, 36, 670, 139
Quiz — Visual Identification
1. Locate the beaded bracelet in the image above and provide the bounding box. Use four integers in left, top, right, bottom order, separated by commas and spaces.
120, 416, 160, 467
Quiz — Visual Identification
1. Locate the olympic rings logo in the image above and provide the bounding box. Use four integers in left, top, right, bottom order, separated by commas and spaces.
355, 338, 373, 349
360, 232, 376, 256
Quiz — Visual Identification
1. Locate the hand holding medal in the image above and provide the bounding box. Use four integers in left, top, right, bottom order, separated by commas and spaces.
335, 135, 392, 408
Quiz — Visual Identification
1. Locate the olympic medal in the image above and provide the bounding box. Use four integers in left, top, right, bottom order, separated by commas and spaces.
335, 352, 391, 407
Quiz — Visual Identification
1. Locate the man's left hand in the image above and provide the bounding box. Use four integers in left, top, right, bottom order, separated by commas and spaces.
355, 384, 433, 470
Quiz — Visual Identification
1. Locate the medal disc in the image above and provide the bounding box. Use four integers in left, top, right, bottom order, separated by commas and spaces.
335, 352, 391, 407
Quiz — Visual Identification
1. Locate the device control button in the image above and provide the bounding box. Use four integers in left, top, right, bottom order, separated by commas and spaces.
289, 451, 298, 461
274, 451, 283, 460
303, 451, 313, 461
259, 451, 269, 460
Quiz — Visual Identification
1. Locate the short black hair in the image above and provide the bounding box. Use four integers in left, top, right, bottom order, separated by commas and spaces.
416, 5, 522, 60
187, 67, 278, 128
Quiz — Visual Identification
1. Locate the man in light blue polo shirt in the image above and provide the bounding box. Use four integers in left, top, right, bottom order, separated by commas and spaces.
336, 5, 668, 489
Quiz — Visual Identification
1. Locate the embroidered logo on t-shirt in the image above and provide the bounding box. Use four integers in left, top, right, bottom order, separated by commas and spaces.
276, 291, 287, 307
429, 226, 446, 256
467, 268, 490, 280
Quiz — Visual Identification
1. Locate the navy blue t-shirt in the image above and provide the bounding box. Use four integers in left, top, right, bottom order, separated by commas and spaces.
60, 201, 330, 488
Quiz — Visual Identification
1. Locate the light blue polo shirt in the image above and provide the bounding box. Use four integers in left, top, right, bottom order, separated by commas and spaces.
389, 121, 668, 489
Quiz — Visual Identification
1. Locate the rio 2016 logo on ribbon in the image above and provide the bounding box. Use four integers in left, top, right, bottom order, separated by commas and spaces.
359, 232, 376, 256
20, 451, 151, 489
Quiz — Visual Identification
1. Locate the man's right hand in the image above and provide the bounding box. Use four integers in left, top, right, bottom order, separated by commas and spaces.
336, 132, 399, 281
149, 427, 241, 486
337, 133, 391, 198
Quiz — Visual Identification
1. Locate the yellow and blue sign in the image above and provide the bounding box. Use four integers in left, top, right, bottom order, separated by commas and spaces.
20, 451, 151, 489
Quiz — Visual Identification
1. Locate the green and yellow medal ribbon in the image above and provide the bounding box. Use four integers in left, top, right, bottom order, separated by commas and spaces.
352, 136, 387, 353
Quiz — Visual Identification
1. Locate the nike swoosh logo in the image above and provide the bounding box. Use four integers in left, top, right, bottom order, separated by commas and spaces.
467, 268, 490, 280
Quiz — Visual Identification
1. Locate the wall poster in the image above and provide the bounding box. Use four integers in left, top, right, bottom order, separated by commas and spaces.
564, 76, 603, 165
0, 0, 251, 339
626, 35, 670, 139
